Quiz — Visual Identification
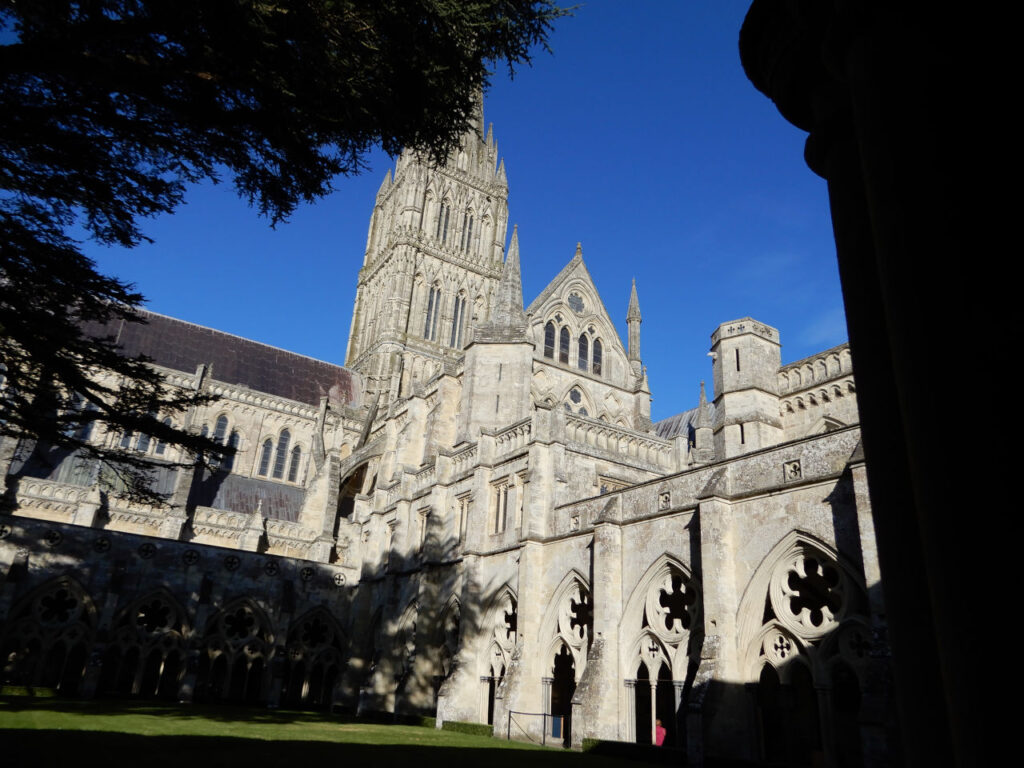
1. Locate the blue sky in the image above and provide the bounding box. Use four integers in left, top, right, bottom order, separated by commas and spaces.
83, 3, 846, 423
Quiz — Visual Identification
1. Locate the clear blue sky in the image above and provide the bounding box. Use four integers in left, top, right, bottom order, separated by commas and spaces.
84, 3, 846, 423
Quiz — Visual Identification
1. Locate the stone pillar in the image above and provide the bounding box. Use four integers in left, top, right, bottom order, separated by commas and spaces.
624, 680, 636, 742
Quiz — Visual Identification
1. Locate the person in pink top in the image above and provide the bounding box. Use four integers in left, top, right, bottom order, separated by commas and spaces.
655, 719, 667, 746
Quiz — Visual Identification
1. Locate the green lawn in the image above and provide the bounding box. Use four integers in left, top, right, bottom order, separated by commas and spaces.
0, 699, 652, 768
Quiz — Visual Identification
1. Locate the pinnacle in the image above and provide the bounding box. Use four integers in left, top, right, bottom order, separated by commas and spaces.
627, 278, 642, 321
482, 225, 526, 333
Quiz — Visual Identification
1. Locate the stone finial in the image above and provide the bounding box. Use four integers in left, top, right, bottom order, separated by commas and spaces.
627, 278, 642, 322
496, 157, 507, 184
574, 242, 583, 261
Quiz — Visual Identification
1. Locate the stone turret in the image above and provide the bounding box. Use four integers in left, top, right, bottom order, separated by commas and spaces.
710, 318, 783, 458
457, 227, 534, 439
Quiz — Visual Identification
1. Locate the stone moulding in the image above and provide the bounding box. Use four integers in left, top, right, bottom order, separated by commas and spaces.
564, 413, 673, 470
15, 479, 92, 521
190, 506, 263, 548
265, 518, 321, 559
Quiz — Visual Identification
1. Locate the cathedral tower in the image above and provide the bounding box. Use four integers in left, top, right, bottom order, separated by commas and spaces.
345, 104, 510, 404
710, 318, 783, 458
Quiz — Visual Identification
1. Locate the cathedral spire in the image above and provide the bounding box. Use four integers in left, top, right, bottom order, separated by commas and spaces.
627, 278, 642, 366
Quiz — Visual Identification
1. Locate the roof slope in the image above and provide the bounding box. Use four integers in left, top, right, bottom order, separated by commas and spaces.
86, 310, 360, 407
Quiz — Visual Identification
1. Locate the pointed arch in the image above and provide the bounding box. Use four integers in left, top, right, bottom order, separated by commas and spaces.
620, 554, 701, 683
0, 576, 98, 693
539, 570, 592, 678
737, 530, 867, 683
194, 597, 274, 704
281, 606, 348, 709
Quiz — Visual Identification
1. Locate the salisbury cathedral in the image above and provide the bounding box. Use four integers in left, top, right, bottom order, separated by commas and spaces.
0, 111, 890, 767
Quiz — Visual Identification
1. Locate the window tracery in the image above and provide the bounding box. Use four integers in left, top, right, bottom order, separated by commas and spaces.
0, 578, 96, 695
194, 599, 273, 704
280, 609, 347, 709
98, 591, 188, 699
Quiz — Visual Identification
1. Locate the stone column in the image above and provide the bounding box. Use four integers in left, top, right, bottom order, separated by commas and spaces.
624, 680, 636, 742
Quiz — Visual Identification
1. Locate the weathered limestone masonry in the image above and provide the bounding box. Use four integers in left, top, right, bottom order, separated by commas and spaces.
0, 105, 890, 767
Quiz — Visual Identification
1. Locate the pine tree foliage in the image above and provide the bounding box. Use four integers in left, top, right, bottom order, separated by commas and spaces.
0, 0, 566, 502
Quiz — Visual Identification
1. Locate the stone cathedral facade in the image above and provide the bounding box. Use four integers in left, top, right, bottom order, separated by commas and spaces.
0, 110, 891, 766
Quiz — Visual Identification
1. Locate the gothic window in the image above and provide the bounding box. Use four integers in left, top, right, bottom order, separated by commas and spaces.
450, 293, 467, 348
544, 322, 555, 358
136, 431, 151, 453
119, 430, 133, 450
593, 339, 603, 376
281, 608, 347, 709
193, 599, 273, 705
417, 508, 430, 551
1, 579, 97, 695
288, 445, 302, 483
492, 481, 510, 534
213, 415, 229, 444
456, 493, 471, 541
559, 326, 570, 364
424, 285, 442, 341
461, 211, 474, 253
98, 590, 188, 700
258, 438, 273, 476
222, 430, 240, 472
568, 292, 585, 314
154, 417, 172, 455
272, 430, 291, 479
436, 202, 452, 244
578, 335, 589, 371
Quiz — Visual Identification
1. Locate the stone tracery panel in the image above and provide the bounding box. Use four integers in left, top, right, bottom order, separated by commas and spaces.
0, 577, 97, 695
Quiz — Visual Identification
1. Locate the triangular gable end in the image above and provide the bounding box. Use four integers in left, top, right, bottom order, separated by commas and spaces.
526, 246, 627, 356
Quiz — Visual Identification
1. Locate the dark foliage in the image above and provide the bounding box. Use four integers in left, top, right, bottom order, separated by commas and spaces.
0, 1, 566, 502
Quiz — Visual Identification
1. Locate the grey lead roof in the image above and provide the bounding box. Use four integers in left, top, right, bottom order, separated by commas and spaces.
654, 401, 716, 440
85, 309, 360, 408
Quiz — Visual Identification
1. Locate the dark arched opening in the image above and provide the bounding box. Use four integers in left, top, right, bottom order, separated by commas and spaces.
551, 646, 576, 747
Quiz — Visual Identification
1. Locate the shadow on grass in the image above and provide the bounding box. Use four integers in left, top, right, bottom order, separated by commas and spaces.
0, 730, 654, 768
1, 697, 351, 725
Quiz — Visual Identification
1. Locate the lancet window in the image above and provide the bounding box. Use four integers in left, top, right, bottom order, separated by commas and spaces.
424, 284, 442, 341
436, 202, 452, 244
578, 335, 589, 371
593, 339, 603, 376
450, 293, 467, 348
559, 327, 570, 364
257, 438, 273, 476
272, 429, 291, 479
287, 445, 302, 483
544, 322, 556, 358
460, 210, 474, 253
